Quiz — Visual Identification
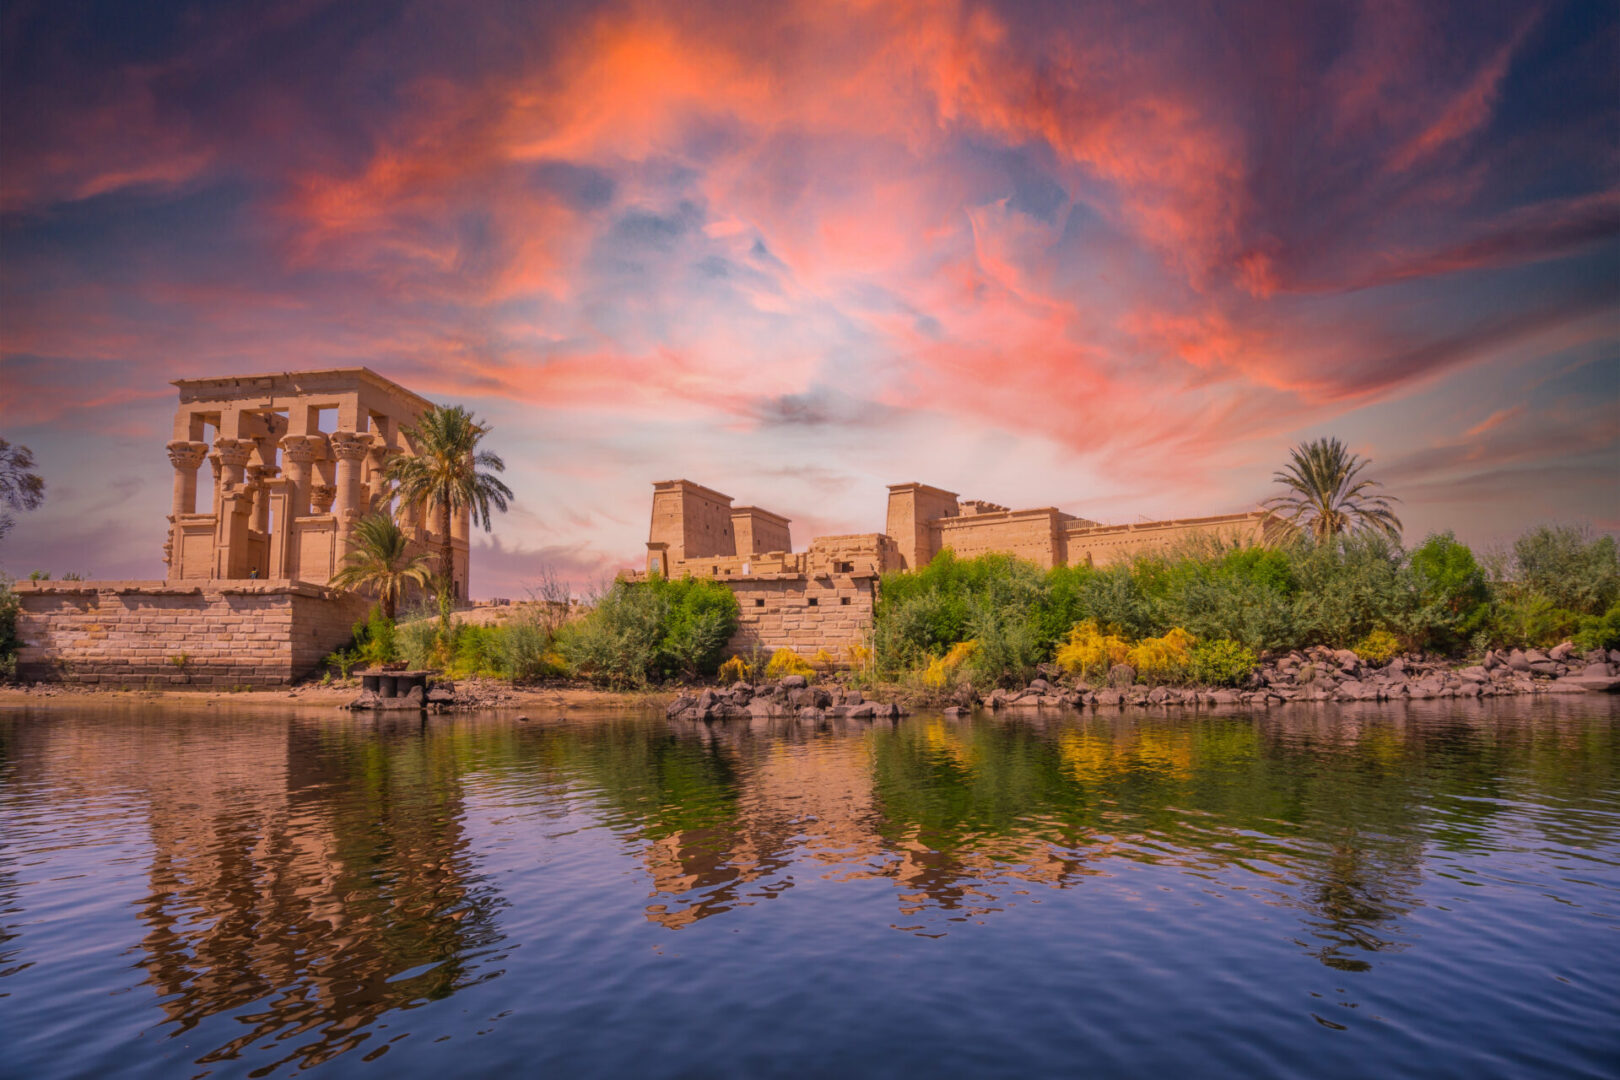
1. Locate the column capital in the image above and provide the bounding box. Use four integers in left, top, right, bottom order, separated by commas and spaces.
214, 437, 255, 468
279, 434, 322, 464
166, 440, 209, 470
311, 485, 337, 514
329, 430, 374, 461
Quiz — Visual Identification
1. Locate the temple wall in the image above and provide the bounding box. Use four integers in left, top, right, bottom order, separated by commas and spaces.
13, 581, 371, 688
1063, 512, 1276, 567
722, 574, 876, 664
935, 510, 1065, 568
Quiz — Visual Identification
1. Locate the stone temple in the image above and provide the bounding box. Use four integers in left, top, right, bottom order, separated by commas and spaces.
164, 368, 469, 599
631, 478, 1282, 664
14, 368, 465, 687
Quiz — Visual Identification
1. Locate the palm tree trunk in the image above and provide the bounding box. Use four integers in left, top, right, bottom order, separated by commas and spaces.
383, 591, 396, 621
439, 497, 454, 598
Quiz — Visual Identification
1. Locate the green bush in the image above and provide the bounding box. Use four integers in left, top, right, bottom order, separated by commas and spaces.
1408, 532, 1490, 651
349, 607, 399, 667
1490, 594, 1582, 650
398, 618, 440, 669
558, 575, 740, 685
1512, 525, 1619, 615
1144, 545, 1296, 652
0, 579, 20, 682
1187, 639, 1257, 687
1287, 533, 1420, 648
1573, 603, 1620, 652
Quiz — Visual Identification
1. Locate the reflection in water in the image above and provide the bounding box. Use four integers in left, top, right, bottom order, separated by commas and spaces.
1, 698, 1616, 1078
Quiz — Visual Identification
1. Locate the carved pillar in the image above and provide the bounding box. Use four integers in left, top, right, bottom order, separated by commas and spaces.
246, 465, 277, 533
311, 485, 337, 514
329, 431, 372, 520
165, 440, 209, 517
365, 444, 394, 513
214, 438, 254, 489
279, 435, 319, 518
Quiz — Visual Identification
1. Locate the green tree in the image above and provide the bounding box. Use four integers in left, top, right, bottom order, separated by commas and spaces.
1265, 437, 1402, 541
329, 513, 436, 620
385, 405, 514, 593
0, 439, 45, 541
1512, 525, 1619, 615
1409, 532, 1489, 651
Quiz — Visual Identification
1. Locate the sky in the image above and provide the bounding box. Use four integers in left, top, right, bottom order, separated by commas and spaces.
1, 0, 1616, 598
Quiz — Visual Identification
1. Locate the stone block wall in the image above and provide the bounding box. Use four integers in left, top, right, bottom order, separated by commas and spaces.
14, 580, 372, 688
722, 573, 876, 664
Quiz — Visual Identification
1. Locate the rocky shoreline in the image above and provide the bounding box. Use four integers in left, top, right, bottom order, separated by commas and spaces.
664, 643, 1620, 724
980, 642, 1620, 713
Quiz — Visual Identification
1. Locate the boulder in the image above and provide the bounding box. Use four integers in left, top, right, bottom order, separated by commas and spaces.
848, 702, 879, 719
942, 706, 968, 717
748, 699, 786, 720
1028, 678, 1052, 693
1093, 689, 1124, 707
1549, 642, 1575, 662
797, 706, 825, 721
1529, 661, 1562, 677
1457, 666, 1489, 683
1147, 686, 1171, 705
1507, 649, 1532, 672
1207, 690, 1241, 705
1108, 664, 1136, 688
781, 674, 808, 689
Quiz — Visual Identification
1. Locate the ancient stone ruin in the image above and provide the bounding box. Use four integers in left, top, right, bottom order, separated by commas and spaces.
164, 367, 469, 599
14, 368, 459, 687
629, 478, 1286, 666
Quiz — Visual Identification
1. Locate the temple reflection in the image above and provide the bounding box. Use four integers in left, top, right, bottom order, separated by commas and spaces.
11, 711, 503, 1073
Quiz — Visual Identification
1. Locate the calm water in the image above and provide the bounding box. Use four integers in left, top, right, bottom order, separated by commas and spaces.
1, 700, 1617, 1080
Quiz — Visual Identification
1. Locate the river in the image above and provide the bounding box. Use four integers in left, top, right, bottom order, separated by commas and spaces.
1, 698, 1616, 1078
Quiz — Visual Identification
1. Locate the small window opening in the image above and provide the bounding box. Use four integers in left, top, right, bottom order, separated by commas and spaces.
754, 598, 765, 608
807, 597, 819, 606
841, 597, 851, 606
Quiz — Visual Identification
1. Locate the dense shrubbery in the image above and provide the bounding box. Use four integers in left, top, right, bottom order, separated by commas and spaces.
0, 578, 19, 682
874, 523, 1620, 688
557, 575, 740, 686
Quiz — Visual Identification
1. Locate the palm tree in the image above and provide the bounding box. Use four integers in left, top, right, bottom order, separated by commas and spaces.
1265, 437, 1402, 541
384, 404, 514, 595
329, 513, 435, 620
0, 438, 45, 542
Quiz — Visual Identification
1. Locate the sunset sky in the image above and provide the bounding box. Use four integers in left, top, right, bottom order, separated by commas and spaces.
2, 0, 1616, 597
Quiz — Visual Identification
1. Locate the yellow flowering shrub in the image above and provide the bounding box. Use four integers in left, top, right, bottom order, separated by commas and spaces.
717, 655, 752, 684
1126, 628, 1196, 684
764, 647, 815, 681
1352, 628, 1401, 666
1055, 620, 1131, 680
922, 640, 980, 688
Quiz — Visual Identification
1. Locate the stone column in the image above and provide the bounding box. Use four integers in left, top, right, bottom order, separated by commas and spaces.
165, 440, 210, 517
366, 444, 394, 513
279, 435, 319, 518
328, 431, 373, 520
214, 438, 254, 489
246, 465, 278, 533
311, 485, 337, 514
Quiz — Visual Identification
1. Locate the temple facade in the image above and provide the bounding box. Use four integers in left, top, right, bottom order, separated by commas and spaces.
163, 368, 469, 598
631, 478, 1284, 665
